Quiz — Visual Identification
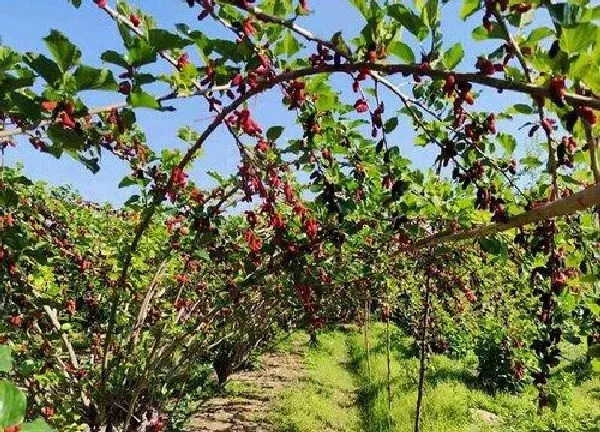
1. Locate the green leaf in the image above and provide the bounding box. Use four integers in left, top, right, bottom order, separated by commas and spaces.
0, 346, 11, 373
527, 27, 555, 45
587, 5, 600, 21
269, 0, 294, 16
189, 31, 211, 62
507, 8, 534, 29
497, 133, 516, 156
210, 39, 253, 63
547, 2, 574, 26
306, 74, 339, 111
127, 40, 157, 67
568, 53, 595, 81
73, 66, 117, 91
129, 91, 160, 109
47, 124, 86, 150
148, 29, 191, 52
581, 65, 600, 94
0, 188, 19, 207
479, 237, 506, 255
178, 126, 200, 144
441, 43, 464, 69
388, 4, 429, 41
521, 155, 543, 168
423, 0, 440, 29
0, 75, 35, 93
123, 194, 140, 207
10, 92, 41, 122
196, 249, 210, 261
560, 22, 598, 55
21, 419, 55, 432
472, 25, 508, 41
0, 47, 21, 73
460, 0, 480, 20
349, 0, 371, 19
23, 53, 62, 86
267, 126, 284, 141
118, 176, 139, 189
43, 30, 81, 72
509, 104, 534, 114
274, 31, 301, 58
388, 41, 415, 63
0, 380, 26, 428
73, 153, 100, 173
384, 117, 399, 133
101, 50, 129, 68
135, 73, 157, 86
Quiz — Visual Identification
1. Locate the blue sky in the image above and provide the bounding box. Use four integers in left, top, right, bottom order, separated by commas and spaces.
2, 0, 535, 205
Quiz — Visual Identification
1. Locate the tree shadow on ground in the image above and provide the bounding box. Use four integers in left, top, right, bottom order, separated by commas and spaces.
427, 366, 478, 388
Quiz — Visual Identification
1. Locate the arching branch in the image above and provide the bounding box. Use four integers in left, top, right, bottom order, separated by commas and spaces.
121, 61, 600, 288
411, 183, 600, 250
220, 0, 599, 108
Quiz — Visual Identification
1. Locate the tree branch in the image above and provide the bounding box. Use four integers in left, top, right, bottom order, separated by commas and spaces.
410, 183, 600, 250
491, 9, 558, 198
126, 257, 170, 348
0, 88, 231, 139
583, 121, 600, 183
43, 305, 79, 369
120, 60, 600, 296
221, 1, 599, 107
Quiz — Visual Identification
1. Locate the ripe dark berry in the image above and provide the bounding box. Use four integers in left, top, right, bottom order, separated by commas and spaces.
549, 75, 566, 107
9, 315, 23, 327
176, 53, 190, 70
485, 113, 496, 134
130, 14, 141, 27
118, 81, 131, 95
354, 99, 368, 113
443, 74, 456, 97
541, 118, 555, 136
577, 106, 597, 125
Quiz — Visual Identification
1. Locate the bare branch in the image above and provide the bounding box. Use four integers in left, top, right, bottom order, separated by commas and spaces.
127, 258, 170, 348
43, 305, 79, 369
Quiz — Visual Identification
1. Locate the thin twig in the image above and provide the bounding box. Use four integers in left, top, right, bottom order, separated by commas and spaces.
491, 9, 558, 199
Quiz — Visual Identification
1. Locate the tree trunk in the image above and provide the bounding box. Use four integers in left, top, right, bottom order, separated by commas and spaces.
414, 276, 431, 432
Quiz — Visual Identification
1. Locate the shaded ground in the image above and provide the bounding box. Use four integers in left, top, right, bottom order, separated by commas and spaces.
188, 343, 305, 431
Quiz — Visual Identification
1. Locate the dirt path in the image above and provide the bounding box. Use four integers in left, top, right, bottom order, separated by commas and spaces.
188, 346, 305, 432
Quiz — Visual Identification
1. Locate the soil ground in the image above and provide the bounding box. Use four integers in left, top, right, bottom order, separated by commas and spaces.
188, 345, 305, 431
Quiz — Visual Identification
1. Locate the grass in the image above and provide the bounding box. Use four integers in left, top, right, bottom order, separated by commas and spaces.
269, 324, 600, 432
268, 327, 362, 432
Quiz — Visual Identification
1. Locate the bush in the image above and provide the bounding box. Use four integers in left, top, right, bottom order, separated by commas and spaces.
474, 327, 526, 394
0, 345, 55, 431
